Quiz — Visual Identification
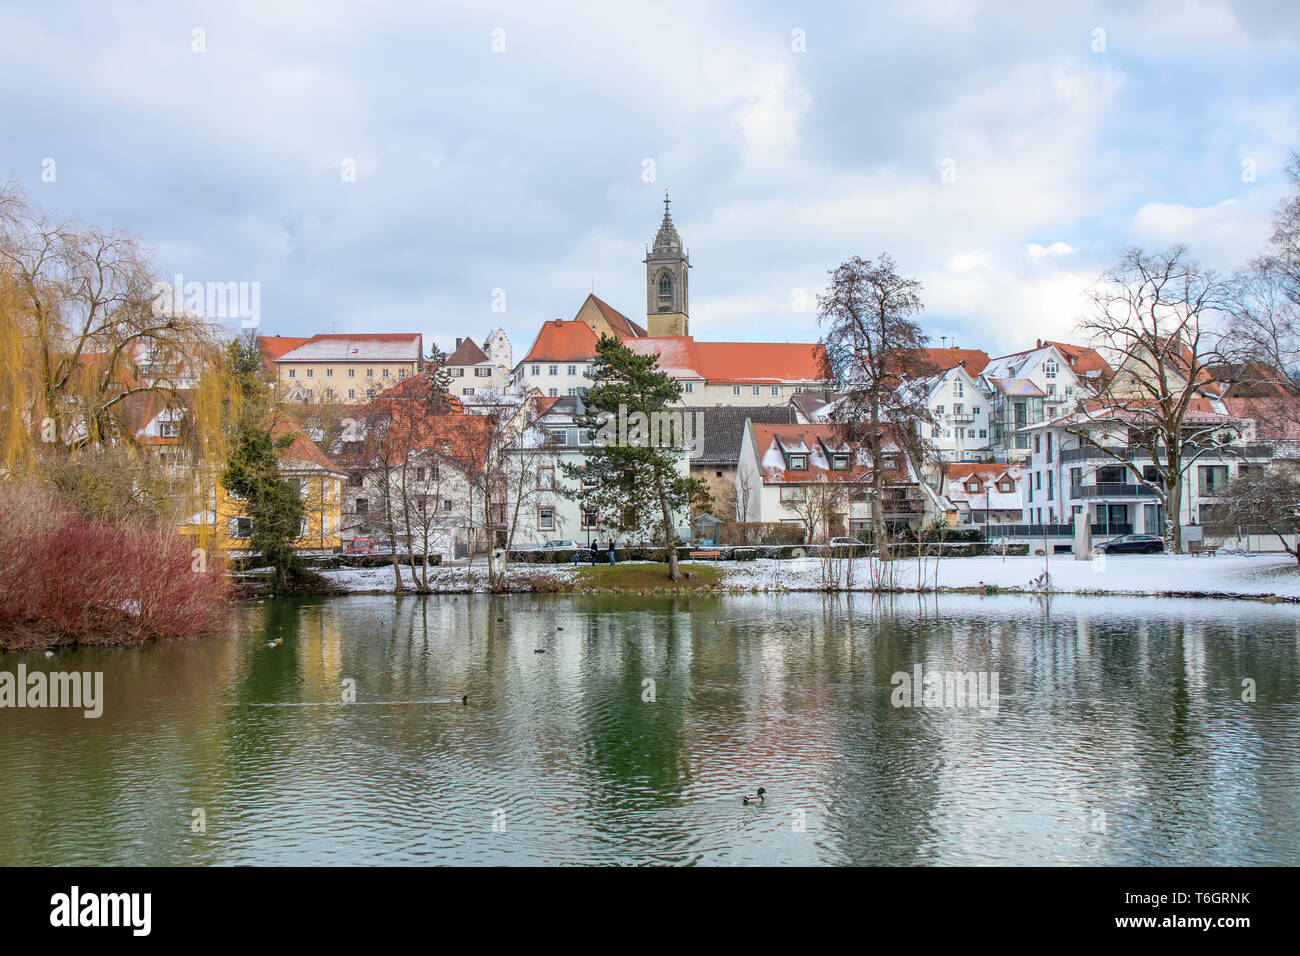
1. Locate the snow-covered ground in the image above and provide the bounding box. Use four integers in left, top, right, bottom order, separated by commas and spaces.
719, 553, 1300, 599
312, 553, 1300, 600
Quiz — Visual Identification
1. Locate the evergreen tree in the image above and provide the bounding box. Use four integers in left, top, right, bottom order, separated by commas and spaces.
423, 345, 453, 413
222, 333, 305, 588
564, 334, 706, 580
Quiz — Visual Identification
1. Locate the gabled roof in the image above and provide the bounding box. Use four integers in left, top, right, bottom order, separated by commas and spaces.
1043, 341, 1111, 379
272, 333, 423, 363
587, 295, 646, 339
270, 420, 346, 476
1223, 396, 1300, 439
748, 422, 914, 484
520, 319, 600, 363
942, 462, 1024, 510
446, 336, 490, 366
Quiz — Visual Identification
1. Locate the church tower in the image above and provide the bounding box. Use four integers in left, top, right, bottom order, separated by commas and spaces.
644, 190, 690, 337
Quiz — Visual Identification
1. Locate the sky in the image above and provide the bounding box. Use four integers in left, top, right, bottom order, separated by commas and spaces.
2, 0, 1299, 360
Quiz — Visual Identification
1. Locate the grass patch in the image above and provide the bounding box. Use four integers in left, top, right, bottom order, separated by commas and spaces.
573, 562, 721, 591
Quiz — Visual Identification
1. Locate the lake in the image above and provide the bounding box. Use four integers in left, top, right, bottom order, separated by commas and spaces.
2, 593, 1297, 865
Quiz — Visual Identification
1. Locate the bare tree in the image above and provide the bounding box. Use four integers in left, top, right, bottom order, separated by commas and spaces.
1212, 465, 1300, 563
818, 254, 935, 559
1072, 246, 1241, 553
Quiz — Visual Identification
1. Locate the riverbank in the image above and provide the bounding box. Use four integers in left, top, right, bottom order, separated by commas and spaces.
311, 553, 1300, 601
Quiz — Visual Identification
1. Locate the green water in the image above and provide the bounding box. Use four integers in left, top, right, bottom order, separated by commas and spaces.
1, 593, 1298, 865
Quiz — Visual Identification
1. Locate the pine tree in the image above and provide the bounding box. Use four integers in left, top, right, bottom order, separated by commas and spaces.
564, 334, 706, 581
423, 345, 453, 413
222, 333, 305, 588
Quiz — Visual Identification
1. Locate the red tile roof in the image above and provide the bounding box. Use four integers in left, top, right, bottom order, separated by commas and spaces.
521, 319, 601, 363
914, 348, 990, 375
270, 420, 346, 475
749, 422, 910, 484
1043, 341, 1112, 378
624, 336, 823, 384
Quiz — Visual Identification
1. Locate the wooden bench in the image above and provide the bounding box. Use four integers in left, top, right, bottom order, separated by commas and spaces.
1188, 544, 1218, 556
688, 550, 723, 560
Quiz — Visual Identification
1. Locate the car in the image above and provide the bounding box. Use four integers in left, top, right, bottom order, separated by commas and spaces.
1094, 534, 1165, 555
535, 539, 578, 551
346, 537, 376, 554
828, 537, 868, 548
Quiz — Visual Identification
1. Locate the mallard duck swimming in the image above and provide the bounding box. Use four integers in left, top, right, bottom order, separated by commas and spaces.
266, 638, 283, 648
461, 695, 468, 705
742, 787, 766, 805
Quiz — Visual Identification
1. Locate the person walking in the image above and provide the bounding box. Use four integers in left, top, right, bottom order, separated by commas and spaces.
607, 539, 616, 565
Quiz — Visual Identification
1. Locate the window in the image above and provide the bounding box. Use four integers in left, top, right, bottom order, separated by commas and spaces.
443, 499, 453, 512
1046, 432, 1053, 463
931, 426, 941, 438
416, 467, 426, 481
567, 365, 577, 376
658, 274, 671, 298
581, 506, 599, 530
549, 365, 558, 376
531, 365, 540, 376
325, 388, 334, 399
978, 429, 987, 438
1034, 435, 1041, 454
306, 369, 313, 377
953, 380, 963, 397
367, 369, 374, 377
831, 454, 850, 471
348, 389, 355, 399
356, 498, 369, 514
568, 388, 577, 396
1044, 361, 1058, 379
1047, 471, 1053, 499
936, 404, 945, 414
159, 421, 181, 438
229, 516, 252, 537
326, 368, 333, 377
1035, 472, 1042, 489
779, 486, 805, 501
972, 406, 981, 415
382, 368, 389, 377
475, 367, 491, 377
366, 389, 374, 399
415, 494, 427, 512
288, 369, 295, 378
538, 507, 555, 531
787, 454, 808, 470
733, 386, 741, 395
581, 469, 598, 490
954, 403, 964, 415
956, 427, 965, 440
451, 368, 465, 377
998, 480, 1013, 493
684, 382, 694, 393
348, 368, 355, 377
463, 388, 475, 396
548, 388, 558, 397
966, 479, 981, 493
1198, 465, 1228, 496
1070, 467, 1081, 490
578, 428, 594, 447
537, 466, 555, 490
399, 369, 407, 379
771, 386, 780, 396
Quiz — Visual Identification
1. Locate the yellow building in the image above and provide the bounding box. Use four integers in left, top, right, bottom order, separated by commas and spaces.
182, 422, 346, 553
259, 333, 424, 404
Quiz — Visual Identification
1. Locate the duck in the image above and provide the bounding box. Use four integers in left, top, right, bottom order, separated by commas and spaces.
534, 648, 546, 654
742, 787, 767, 805
43, 650, 54, 658
461, 694, 468, 705
266, 637, 283, 648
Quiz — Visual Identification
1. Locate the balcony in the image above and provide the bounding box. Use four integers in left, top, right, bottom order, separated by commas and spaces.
948, 413, 975, 424
881, 499, 923, 516
1071, 482, 1156, 499
1061, 443, 1273, 463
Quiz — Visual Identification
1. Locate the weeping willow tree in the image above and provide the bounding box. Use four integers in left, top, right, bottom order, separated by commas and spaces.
0, 183, 242, 548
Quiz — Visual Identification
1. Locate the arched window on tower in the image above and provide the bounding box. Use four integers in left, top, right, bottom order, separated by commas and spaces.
658, 273, 672, 299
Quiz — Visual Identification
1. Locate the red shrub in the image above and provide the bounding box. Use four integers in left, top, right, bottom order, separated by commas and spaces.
0, 485, 230, 648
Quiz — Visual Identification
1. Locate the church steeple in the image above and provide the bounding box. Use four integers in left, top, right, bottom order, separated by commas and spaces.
644, 189, 690, 336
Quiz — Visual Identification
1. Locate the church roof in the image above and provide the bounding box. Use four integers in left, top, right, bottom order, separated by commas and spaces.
586, 294, 646, 338
625, 336, 824, 384
652, 191, 682, 252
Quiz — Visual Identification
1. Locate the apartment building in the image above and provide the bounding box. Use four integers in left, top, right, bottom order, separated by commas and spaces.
261, 333, 424, 403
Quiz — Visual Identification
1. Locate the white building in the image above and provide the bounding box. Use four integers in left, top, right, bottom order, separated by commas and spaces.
446, 333, 511, 396
915, 364, 993, 461
1020, 405, 1272, 538
940, 462, 1025, 526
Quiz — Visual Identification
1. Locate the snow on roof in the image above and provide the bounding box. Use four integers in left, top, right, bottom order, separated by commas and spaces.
275, 333, 423, 363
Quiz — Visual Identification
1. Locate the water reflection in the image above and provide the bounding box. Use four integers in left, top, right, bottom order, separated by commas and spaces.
1, 593, 1297, 865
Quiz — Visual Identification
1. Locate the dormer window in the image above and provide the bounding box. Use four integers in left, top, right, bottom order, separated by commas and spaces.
966, 479, 981, 493
788, 454, 808, 471
831, 454, 849, 471
880, 454, 899, 470
998, 480, 1014, 493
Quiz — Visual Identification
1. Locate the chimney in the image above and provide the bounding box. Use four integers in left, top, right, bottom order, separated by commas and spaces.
1036, 338, 1042, 349
455, 337, 463, 348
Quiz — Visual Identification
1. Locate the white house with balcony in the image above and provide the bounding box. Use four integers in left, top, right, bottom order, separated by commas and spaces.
911, 364, 993, 461
980, 343, 1094, 461
1019, 406, 1271, 540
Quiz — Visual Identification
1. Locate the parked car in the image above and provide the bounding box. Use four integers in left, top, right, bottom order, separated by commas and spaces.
346, 537, 376, 553
536, 539, 578, 551
828, 537, 867, 548
1094, 534, 1165, 555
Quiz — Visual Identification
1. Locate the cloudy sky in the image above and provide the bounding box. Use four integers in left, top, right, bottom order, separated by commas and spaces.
2, 0, 1298, 358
